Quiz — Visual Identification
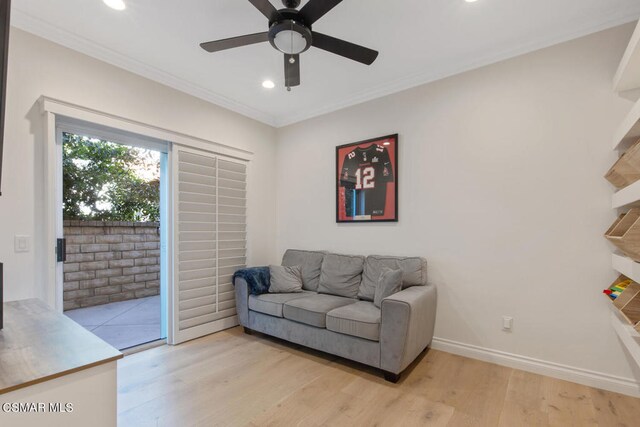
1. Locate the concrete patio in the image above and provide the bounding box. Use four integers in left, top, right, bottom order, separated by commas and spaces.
65, 295, 162, 350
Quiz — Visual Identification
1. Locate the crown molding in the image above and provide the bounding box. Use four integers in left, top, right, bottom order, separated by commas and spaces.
11, 8, 278, 127
11, 6, 640, 129
274, 9, 640, 127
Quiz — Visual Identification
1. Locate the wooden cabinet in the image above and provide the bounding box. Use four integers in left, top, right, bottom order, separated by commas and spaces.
0, 299, 122, 426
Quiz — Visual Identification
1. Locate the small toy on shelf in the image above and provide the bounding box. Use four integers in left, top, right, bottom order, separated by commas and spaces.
604, 277, 631, 300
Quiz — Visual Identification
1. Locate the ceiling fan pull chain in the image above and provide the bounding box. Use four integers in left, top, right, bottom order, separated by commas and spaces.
288, 21, 296, 64
286, 20, 293, 92
290, 20, 294, 57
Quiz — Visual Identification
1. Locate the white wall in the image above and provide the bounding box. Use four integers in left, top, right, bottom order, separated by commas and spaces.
276, 24, 640, 384
0, 28, 278, 302
3, 19, 640, 392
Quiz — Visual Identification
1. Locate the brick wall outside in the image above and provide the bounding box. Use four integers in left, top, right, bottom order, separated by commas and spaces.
63, 220, 160, 311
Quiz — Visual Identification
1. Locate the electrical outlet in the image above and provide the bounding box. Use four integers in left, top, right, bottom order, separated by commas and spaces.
502, 316, 513, 331
14, 235, 30, 253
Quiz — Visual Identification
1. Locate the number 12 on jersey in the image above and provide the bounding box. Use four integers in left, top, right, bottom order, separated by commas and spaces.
355, 167, 375, 189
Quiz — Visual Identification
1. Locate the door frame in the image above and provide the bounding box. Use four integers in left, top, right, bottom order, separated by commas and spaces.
40, 96, 253, 345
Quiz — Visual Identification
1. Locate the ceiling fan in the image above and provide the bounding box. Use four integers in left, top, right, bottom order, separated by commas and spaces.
200, 0, 379, 90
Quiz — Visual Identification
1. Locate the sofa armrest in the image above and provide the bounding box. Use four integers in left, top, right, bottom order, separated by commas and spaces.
380, 284, 437, 374
234, 277, 250, 327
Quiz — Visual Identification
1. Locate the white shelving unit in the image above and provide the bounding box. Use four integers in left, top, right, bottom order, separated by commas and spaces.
609, 20, 640, 369
612, 253, 640, 282
610, 312, 640, 367
612, 179, 640, 209
612, 97, 640, 151
614, 19, 640, 93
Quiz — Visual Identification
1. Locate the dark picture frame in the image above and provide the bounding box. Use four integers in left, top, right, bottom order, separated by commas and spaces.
336, 134, 398, 223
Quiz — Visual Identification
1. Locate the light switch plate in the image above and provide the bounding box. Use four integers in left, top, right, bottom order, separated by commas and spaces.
14, 235, 30, 253
502, 316, 513, 331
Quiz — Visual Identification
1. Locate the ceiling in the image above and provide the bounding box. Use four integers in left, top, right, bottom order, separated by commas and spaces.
11, 0, 640, 127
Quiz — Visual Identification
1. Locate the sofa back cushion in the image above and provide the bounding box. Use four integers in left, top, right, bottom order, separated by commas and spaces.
358, 255, 427, 301
268, 265, 304, 293
281, 249, 326, 291
373, 268, 403, 308
318, 253, 365, 298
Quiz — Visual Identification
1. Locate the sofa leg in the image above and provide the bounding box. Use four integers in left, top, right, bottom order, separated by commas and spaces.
243, 327, 253, 335
383, 371, 401, 383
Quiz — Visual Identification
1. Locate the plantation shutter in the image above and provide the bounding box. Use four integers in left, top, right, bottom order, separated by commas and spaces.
172, 146, 247, 344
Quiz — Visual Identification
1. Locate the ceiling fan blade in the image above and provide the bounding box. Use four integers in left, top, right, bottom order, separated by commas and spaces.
248, 0, 281, 21
200, 32, 269, 53
284, 54, 300, 87
311, 32, 378, 65
299, 0, 343, 25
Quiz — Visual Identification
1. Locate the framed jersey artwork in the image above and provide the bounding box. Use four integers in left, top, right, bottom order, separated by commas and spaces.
336, 134, 398, 223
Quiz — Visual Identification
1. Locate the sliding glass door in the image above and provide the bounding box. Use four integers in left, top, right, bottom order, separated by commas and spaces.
56, 123, 169, 350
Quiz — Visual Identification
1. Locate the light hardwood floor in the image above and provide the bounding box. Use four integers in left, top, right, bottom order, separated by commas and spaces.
118, 327, 640, 426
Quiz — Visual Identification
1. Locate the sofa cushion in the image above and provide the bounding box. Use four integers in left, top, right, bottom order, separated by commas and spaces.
374, 268, 403, 308
281, 249, 326, 291
269, 265, 303, 293
359, 255, 427, 301
326, 301, 381, 341
248, 291, 312, 318
283, 294, 356, 328
318, 253, 365, 298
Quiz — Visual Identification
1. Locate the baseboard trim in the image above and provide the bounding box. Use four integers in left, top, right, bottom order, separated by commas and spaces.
431, 337, 640, 398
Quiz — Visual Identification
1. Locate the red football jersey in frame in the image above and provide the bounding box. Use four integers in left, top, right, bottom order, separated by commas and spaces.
336, 134, 398, 223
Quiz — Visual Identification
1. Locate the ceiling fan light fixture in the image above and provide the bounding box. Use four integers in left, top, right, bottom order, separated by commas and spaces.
268, 20, 312, 55
274, 30, 306, 54
103, 0, 126, 11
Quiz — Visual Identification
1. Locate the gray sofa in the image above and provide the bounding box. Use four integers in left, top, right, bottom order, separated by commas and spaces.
234, 249, 437, 382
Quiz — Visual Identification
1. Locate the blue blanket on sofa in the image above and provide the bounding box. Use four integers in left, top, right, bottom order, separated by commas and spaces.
232, 267, 270, 295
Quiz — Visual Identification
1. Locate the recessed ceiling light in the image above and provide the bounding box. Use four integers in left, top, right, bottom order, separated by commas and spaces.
103, 0, 126, 11
262, 80, 275, 89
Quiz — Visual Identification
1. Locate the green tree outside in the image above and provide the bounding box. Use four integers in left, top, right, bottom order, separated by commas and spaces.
63, 133, 160, 222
